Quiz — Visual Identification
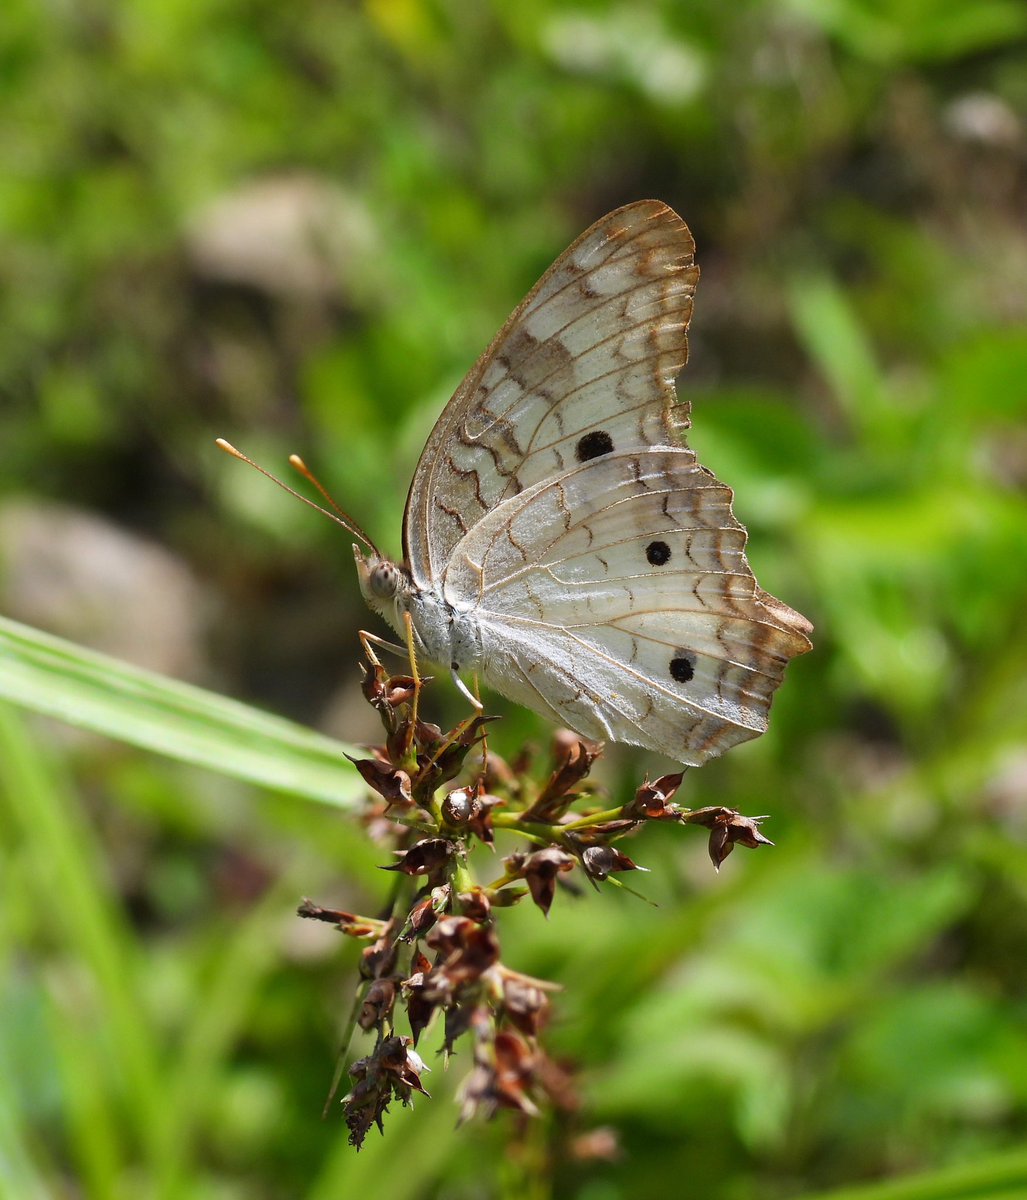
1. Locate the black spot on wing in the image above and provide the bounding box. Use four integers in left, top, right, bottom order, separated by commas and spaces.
646, 540, 671, 566
670, 654, 695, 683
576, 430, 614, 462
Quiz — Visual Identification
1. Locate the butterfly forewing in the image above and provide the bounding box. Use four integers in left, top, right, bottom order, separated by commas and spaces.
403, 201, 698, 586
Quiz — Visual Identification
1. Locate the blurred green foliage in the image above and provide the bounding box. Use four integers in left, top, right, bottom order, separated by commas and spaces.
2, 0, 1027, 1197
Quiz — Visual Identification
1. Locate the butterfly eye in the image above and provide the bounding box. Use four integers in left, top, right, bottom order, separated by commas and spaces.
369, 562, 401, 599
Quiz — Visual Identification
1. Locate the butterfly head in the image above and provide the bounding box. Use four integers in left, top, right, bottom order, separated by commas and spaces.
353, 546, 408, 618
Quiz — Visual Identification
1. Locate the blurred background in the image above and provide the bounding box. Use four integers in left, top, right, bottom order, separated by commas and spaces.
2, 1, 1027, 1197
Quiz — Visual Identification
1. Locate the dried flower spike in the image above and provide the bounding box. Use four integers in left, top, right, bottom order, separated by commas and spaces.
304, 636, 781, 1146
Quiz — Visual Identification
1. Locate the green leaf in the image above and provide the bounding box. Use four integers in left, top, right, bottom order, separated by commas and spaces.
0, 616, 362, 807
0, 704, 172, 1187
800, 1145, 1027, 1199
788, 273, 887, 428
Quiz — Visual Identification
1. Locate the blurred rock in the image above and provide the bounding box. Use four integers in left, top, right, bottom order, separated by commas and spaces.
0, 501, 209, 680
184, 174, 377, 300
944, 92, 1022, 148
984, 750, 1027, 832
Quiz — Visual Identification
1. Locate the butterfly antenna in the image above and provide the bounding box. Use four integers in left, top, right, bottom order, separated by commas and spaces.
215, 439, 381, 556
287, 454, 382, 556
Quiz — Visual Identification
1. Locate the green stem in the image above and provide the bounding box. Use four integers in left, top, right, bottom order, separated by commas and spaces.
561, 806, 625, 830
491, 813, 558, 835
450, 856, 475, 898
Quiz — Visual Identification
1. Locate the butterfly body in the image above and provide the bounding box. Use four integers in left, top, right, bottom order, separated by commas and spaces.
355, 201, 812, 766
355, 549, 483, 679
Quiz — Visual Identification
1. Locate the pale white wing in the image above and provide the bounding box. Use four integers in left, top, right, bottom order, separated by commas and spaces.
442, 450, 812, 765
403, 201, 697, 588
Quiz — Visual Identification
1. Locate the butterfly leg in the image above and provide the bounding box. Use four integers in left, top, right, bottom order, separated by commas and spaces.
358, 628, 409, 664
470, 672, 489, 773
397, 612, 427, 726
450, 666, 484, 713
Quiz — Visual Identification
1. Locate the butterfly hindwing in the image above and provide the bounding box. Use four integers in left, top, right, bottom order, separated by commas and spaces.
442, 449, 811, 764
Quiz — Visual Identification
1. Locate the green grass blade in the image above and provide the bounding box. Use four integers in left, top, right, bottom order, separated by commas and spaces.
43, 987, 124, 1199
0, 905, 57, 1200
0, 1082, 53, 1200
800, 1148, 1027, 1199
787, 273, 886, 431
0, 703, 172, 1192
162, 867, 313, 1180
0, 616, 362, 808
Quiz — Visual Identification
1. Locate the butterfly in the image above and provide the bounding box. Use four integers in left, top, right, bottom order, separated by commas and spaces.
220, 201, 811, 765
